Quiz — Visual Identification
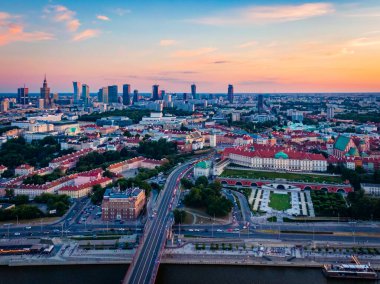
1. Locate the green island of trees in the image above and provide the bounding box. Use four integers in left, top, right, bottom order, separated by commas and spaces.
0, 193, 71, 221
0, 136, 74, 171
78, 109, 151, 123
183, 177, 233, 217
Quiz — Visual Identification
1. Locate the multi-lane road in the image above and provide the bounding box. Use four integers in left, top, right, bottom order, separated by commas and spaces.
123, 161, 193, 284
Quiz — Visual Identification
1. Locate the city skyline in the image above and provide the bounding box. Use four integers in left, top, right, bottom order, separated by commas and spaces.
1, 0, 380, 93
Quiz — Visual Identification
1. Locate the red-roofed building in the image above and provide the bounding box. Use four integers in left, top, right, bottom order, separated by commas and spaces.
15, 164, 35, 176
0, 165, 7, 175
223, 144, 327, 172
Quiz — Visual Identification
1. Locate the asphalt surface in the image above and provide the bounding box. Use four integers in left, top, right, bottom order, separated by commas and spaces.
123, 162, 193, 284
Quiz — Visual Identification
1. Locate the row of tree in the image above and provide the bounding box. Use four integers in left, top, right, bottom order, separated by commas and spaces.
23, 169, 65, 185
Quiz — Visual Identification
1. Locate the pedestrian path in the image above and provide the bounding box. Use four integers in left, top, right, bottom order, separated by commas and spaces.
305, 191, 315, 217
253, 190, 263, 211
300, 192, 307, 216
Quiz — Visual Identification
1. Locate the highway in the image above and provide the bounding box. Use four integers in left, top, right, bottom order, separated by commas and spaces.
123, 161, 193, 284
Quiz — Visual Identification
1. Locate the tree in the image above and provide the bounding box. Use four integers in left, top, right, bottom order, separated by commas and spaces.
1, 169, 14, 178
11, 195, 29, 205
123, 130, 133, 137
173, 209, 187, 224
180, 178, 193, 189
5, 188, 14, 198
91, 185, 105, 204
103, 170, 114, 178
195, 176, 209, 187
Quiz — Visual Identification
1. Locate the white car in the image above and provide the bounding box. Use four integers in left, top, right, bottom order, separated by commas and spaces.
14, 232, 21, 236
188, 229, 194, 232
216, 229, 223, 232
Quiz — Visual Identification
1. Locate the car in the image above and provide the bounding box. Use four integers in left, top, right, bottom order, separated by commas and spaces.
25, 226, 32, 230
194, 229, 200, 232
14, 232, 21, 236
217, 229, 223, 232
188, 229, 194, 232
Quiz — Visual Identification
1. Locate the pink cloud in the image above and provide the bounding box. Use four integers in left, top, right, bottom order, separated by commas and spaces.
97, 15, 110, 21
44, 5, 80, 32
0, 11, 54, 46
72, 29, 100, 41
191, 2, 334, 25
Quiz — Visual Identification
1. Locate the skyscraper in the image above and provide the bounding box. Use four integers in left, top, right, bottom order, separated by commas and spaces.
123, 84, 131, 105
82, 84, 89, 104
227, 84, 234, 104
152, 85, 159, 100
257, 94, 264, 114
133, 90, 139, 104
73, 82, 81, 102
108, 85, 118, 103
17, 86, 29, 105
40, 75, 51, 108
98, 87, 108, 103
191, 84, 197, 99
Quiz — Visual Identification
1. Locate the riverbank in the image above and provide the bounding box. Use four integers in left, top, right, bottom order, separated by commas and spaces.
2, 253, 380, 271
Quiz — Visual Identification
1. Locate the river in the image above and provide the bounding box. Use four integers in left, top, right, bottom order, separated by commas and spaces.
0, 264, 378, 284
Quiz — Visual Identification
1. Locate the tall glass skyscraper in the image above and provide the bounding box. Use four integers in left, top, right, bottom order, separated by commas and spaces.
17, 87, 29, 105
152, 85, 159, 100
73, 82, 81, 102
123, 84, 131, 105
191, 84, 197, 99
98, 87, 108, 103
82, 84, 90, 104
227, 84, 234, 104
108, 85, 118, 103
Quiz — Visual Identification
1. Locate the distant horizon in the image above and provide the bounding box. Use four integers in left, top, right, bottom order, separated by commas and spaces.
1, 91, 379, 97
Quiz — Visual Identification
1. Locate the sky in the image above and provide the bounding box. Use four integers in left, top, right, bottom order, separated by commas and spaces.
1, 0, 380, 93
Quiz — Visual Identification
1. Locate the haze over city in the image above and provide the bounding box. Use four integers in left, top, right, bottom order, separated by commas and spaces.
1, 0, 380, 93
0, 2, 380, 284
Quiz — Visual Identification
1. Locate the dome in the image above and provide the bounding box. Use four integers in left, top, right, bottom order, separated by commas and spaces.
275, 151, 288, 159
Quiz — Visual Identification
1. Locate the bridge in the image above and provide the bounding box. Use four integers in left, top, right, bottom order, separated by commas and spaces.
122, 161, 193, 284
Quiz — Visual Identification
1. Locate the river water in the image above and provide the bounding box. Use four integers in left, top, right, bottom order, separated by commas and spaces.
0, 264, 378, 284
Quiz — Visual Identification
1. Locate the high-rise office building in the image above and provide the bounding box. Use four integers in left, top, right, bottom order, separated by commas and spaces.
183, 93, 188, 101
40, 75, 51, 108
191, 84, 197, 99
17, 87, 29, 105
227, 84, 234, 104
98, 87, 108, 103
82, 84, 90, 104
108, 85, 118, 103
152, 85, 159, 100
73, 82, 81, 102
123, 84, 131, 105
257, 94, 264, 114
133, 90, 139, 104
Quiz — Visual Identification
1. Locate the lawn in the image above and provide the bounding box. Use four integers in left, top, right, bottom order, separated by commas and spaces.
220, 169, 343, 184
269, 193, 291, 211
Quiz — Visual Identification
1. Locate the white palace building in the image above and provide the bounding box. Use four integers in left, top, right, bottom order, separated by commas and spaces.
222, 144, 327, 172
